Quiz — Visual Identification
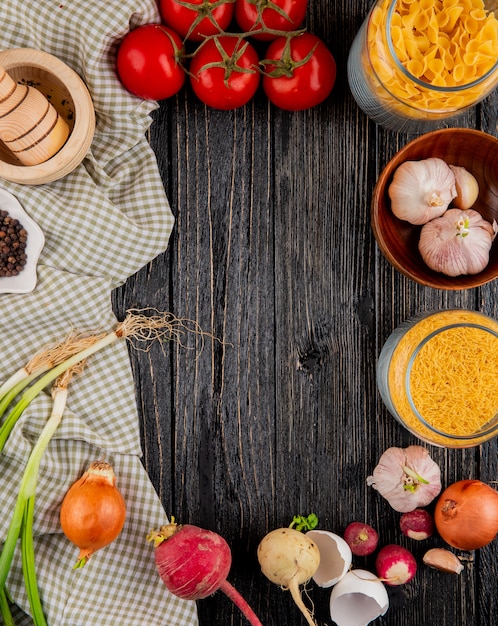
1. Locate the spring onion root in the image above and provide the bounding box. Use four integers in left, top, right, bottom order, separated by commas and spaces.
0, 309, 206, 457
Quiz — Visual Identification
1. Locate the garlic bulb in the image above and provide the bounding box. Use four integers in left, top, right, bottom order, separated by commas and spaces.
366, 446, 441, 513
419, 208, 497, 276
388, 158, 457, 225
449, 164, 479, 210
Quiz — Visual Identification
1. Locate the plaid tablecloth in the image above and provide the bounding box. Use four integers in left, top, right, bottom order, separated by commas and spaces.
0, 1, 198, 625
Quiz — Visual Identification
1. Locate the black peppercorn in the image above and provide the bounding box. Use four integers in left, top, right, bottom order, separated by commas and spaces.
0, 210, 28, 277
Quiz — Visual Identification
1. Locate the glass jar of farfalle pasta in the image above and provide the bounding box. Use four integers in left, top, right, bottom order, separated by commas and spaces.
377, 310, 498, 448
347, 0, 498, 132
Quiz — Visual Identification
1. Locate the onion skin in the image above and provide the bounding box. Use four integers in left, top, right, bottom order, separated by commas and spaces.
60, 461, 126, 567
434, 480, 498, 550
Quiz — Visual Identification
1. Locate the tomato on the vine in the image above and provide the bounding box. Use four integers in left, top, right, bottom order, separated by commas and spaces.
159, 0, 235, 42
189, 35, 261, 109
234, 0, 308, 40
116, 24, 185, 100
261, 32, 336, 110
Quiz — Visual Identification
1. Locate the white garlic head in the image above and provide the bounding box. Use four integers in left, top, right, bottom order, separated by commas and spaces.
388, 157, 457, 225
419, 208, 497, 276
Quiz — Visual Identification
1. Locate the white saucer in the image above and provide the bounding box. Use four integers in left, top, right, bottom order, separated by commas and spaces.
0, 188, 45, 294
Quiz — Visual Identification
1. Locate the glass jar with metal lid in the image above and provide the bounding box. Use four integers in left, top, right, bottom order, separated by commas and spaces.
377, 309, 498, 447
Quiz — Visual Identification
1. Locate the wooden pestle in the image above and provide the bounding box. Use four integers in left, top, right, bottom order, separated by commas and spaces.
0, 63, 70, 166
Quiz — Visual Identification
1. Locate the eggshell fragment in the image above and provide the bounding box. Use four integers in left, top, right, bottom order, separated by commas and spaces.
306, 530, 352, 588
329, 569, 389, 626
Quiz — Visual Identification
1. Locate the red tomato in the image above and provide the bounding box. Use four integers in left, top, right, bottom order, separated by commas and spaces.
262, 32, 336, 110
189, 36, 261, 109
159, 0, 235, 42
235, 0, 308, 40
116, 24, 185, 100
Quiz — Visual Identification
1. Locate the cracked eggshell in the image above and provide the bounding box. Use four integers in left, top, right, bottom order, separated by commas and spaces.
329, 569, 389, 626
305, 530, 352, 588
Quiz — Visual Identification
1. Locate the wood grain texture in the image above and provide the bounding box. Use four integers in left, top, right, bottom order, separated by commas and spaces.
0, 48, 95, 184
112, 1, 498, 624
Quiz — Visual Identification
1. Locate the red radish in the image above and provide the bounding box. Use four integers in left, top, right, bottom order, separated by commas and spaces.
400, 509, 435, 540
147, 521, 262, 626
375, 544, 417, 585
343, 522, 379, 556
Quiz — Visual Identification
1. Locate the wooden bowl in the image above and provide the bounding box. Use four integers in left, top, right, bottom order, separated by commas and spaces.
0, 48, 95, 185
371, 129, 498, 290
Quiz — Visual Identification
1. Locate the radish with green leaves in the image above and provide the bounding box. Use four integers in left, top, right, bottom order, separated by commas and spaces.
257, 525, 320, 626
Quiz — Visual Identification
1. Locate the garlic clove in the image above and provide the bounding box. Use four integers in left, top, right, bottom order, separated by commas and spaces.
423, 548, 464, 574
449, 165, 479, 210
388, 157, 457, 225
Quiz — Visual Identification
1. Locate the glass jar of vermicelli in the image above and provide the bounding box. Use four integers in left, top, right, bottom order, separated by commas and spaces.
377, 310, 498, 447
347, 0, 498, 133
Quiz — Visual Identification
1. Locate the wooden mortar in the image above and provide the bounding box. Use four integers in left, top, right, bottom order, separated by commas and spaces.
0, 48, 95, 185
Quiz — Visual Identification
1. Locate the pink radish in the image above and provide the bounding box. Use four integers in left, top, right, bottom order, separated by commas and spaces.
148, 521, 262, 625
400, 509, 435, 540
375, 544, 417, 585
343, 522, 379, 556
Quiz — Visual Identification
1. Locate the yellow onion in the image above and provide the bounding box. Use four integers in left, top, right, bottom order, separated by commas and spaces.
60, 461, 126, 568
434, 480, 498, 550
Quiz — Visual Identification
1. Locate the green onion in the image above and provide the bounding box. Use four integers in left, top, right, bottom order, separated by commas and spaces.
0, 383, 69, 592
0, 332, 116, 457
0, 587, 14, 626
0, 309, 199, 620
22, 496, 47, 626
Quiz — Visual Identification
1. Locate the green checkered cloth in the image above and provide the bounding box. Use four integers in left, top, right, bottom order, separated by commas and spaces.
0, 1, 198, 625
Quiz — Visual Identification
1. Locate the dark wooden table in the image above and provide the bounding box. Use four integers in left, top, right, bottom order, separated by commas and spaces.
112, 2, 498, 624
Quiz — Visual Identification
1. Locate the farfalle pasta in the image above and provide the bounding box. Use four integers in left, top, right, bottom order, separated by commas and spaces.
363, 0, 498, 119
